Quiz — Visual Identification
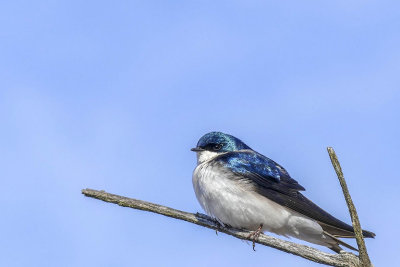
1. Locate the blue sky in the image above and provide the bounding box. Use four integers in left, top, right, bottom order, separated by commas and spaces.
1, 1, 399, 266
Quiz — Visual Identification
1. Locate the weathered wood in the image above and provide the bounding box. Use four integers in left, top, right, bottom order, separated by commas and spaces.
82, 188, 360, 267
327, 147, 372, 267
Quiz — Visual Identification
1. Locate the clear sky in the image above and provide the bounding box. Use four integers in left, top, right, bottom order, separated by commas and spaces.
1, 1, 399, 266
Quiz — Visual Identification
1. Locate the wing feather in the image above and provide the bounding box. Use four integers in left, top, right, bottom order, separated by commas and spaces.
215, 151, 375, 238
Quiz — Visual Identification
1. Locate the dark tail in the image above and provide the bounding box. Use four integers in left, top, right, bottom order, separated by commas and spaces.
362, 229, 376, 238
318, 221, 375, 239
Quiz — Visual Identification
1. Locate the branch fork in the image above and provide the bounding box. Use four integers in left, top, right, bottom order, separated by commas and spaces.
82, 147, 372, 267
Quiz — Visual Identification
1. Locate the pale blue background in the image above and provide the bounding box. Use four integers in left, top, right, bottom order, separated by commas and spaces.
1, 1, 399, 266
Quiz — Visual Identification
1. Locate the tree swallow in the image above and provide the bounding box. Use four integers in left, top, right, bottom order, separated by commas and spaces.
191, 132, 375, 252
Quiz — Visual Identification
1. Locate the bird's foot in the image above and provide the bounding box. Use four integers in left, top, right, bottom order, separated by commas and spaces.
247, 224, 263, 251
215, 220, 227, 235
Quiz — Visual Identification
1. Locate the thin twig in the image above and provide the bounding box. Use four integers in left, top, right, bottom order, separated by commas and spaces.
327, 147, 372, 267
82, 188, 360, 267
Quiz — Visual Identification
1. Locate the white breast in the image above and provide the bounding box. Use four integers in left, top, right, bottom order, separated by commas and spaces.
192, 160, 327, 243
193, 162, 290, 233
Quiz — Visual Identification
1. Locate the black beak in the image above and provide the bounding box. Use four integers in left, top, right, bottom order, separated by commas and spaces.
191, 147, 204, 152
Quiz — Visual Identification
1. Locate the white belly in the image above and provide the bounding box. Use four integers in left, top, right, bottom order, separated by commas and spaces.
192, 162, 326, 241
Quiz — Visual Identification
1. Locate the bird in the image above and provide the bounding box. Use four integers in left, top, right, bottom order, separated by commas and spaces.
191, 131, 375, 253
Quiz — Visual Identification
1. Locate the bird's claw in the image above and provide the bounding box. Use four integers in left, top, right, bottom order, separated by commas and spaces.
247, 224, 263, 251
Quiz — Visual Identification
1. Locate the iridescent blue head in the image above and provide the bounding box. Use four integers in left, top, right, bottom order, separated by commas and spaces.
191, 132, 251, 153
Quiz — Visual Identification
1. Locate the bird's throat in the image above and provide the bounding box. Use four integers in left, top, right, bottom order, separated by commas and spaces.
196, 151, 220, 164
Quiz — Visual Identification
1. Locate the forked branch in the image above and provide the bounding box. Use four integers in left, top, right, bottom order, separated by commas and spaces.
82, 147, 372, 267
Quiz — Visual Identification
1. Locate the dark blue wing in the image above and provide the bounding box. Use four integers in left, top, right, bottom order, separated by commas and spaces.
214, 151, 375, 238
215, 151, 305, 192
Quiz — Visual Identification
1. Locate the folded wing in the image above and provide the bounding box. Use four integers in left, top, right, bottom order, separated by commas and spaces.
215, 150, 375, 238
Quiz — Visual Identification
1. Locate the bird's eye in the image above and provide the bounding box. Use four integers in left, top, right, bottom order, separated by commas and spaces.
213, 144, 223, 151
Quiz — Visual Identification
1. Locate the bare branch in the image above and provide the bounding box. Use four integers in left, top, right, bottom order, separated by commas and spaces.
327, 147, 372, 267
82, 188, 360, 267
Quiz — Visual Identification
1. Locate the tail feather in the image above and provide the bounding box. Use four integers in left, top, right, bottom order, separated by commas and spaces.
318, 221, 375, 239
323, 231, 358, 252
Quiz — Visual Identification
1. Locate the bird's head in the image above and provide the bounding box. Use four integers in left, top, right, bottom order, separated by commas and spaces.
191, 132, 251, 164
